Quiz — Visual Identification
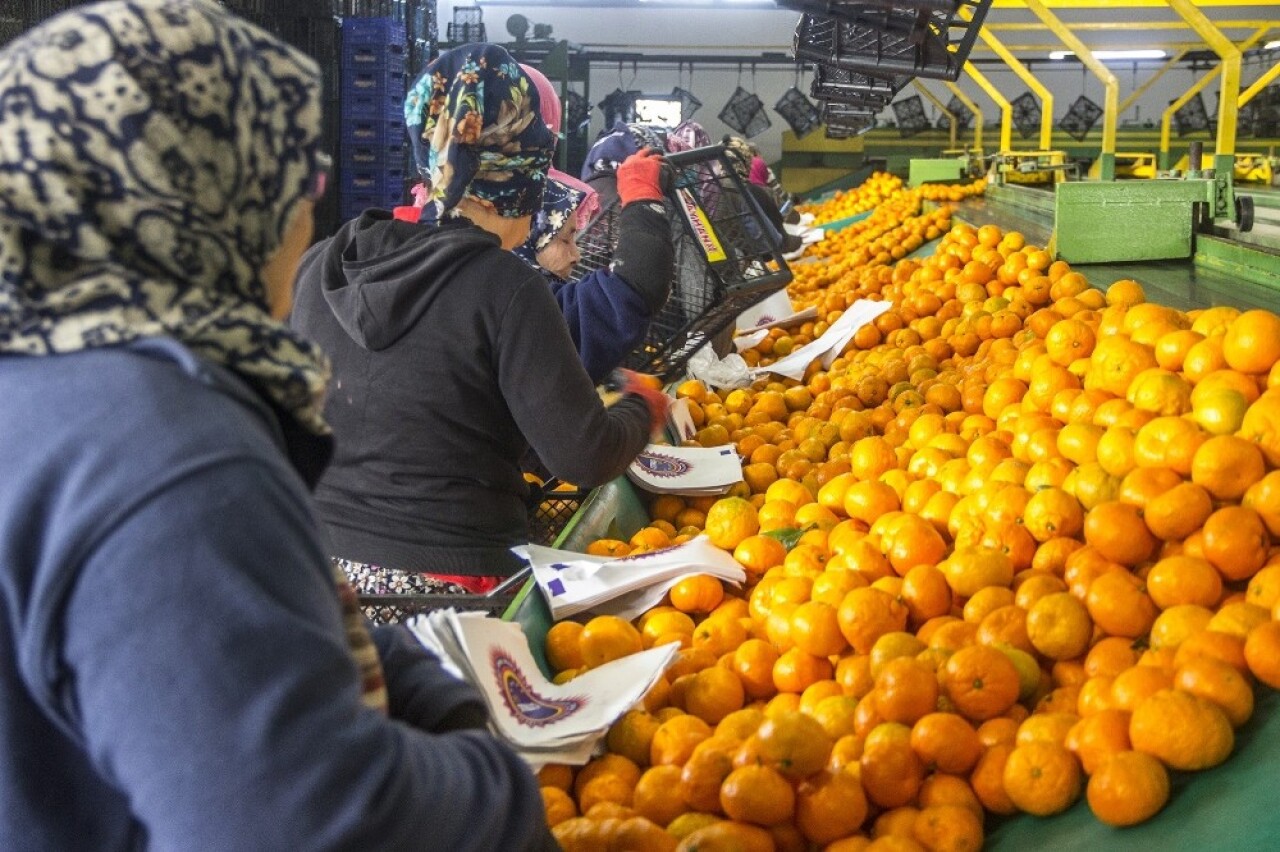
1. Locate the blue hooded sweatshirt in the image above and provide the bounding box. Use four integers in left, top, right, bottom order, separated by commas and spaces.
0, 339, 554, 851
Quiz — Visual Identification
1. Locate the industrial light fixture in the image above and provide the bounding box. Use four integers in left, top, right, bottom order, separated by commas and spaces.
1049, 49, 1167, 61
1264, 40, 1280, 50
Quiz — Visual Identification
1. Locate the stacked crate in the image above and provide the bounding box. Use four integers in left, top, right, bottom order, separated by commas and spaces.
339, 17, 408, 223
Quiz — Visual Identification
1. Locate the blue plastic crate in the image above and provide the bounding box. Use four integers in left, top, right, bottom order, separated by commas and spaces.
340, 166, 405, 196
341, 67, 407, 96
341, 17, 406, 44
340, 117, 403, 147
341, 90, 404, 121
342, 141, 405, 168
342, 42, 407, 68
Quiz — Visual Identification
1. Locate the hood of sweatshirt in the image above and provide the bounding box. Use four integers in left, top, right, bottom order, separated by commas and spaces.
315, 210, 500, 351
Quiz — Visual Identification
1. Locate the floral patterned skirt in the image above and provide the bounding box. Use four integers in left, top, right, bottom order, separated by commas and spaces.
334, 557, 502, 624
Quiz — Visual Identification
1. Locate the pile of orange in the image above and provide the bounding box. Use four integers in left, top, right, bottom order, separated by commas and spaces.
542, 209, 1280, 851
799, 172, 907, 226
918, 178, 988, 204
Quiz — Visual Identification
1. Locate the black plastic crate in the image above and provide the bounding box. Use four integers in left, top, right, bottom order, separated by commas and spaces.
943, 93, 975, 131
791, 2, 992, 83
1174, 92, 1211, 137
355, 569, 530, 623
1059, 94, 1103, 142
1010, 91, 1041, 140
672, 86, 704, 123
775, 86, 822, 138
719, 86, 772, 139
530, 488, 591, 547
810, 62, 906, 108
891, 93, 931, 138
570, 144, 792, 381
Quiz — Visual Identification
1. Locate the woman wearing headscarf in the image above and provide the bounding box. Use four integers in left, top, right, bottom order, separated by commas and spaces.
517, 64, 676, 383
290, 44, 663, 607
580, 120, 661, 212
0, 2, 553, 850
724, 135, 803, 255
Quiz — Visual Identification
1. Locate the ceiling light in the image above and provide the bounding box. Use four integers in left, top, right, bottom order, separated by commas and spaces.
1049, 49, 1167, 61
1265, 40, 1280, 50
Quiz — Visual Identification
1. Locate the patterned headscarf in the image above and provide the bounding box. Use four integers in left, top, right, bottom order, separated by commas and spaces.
750, 156, 770, 187
666, 120, 711, 153
580, 121, 644, 179
549, 169, 600, 230
724, 135, 756, 181
404, 45, 555, 223
0, 0, 332, 435
513, 177, 589, 280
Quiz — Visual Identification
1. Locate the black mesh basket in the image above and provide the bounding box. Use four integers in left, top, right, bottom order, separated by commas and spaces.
891, 94, 931, 138
825, 115, 876, 138
775, 86, 823, 138
1174, 92, 1211, 136
1010, 91, 1041, 140
1059, 94, 1103, 142
564, 88, 591, 132
356, 569, 531, 622
598, 88, 637, 127
571, 145, 792, 381
943, 93, 975, 131
672, 86, 704, 122
811, 62, 906, 108
719, 86, 772, 138
790, 2, 993, 83
530, 487, 591, 548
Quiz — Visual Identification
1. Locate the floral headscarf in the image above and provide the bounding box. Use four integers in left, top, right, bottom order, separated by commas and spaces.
404, 44, 555, 224
580, 121, 646, 179
549, 169, 600, 230
513, 177, 588, 281
0, 0, 332, 435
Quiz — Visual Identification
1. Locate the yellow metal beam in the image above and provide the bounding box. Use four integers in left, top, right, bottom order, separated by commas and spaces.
1240, 61, 1280, 108
1169, 0, 1243, 158
1024, 0, 1120, 179
944, 81, 985, 155
913, 80, 957, 149
985, 20, 1280, 32
962, 7, 1054, 150
965, 61, 1013, 154
993, 0, 1273, 7
1119, 50, 1189, 115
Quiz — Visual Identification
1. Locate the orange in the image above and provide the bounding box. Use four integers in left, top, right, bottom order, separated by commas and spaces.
719, 764, 795, 826
860, 722, 926, 809
1146, 555, 1223, 609
753, 711, 833, 780
705, 497, 761, 551
1002, 741, 1082, 817
1086, 572, 1157, 639
580, 615, 644, 668
1201, 506, 1270, 582
1142, 482, 1213, 541
733, 639, 781, 700
789, 601, 848, 657
1065, 709, 1132, 774
1174, 630, 1248, 675
1222, 309, 1280, 373
941, 645, 1020, 721
939, 548, 1014, 598
911, 804, 983, 852
970, 743, 1018, 816
607, 710, 663, 767
1132, 416, 1206, 475
880, 514, 947, 576
1083, 501, 1157, 566
765, 478, 815, 508
632, 765, 687, 827
795, 770, 869, 844
670, 575, 725, 614
1174, 656, 1253, 728
900, 564, 953, 626
1149, 605, 1214, 651
542, 786, 578, 827
773, 647, 833, 694
678, 737, 736, 813
685, 668, 746, 726
838, 587, 909, 654
1129, 689, 1234, 770
650, 714, 713, 766
1244, 620, 1280, 688
909, 712, 982, 774
546, 621, 587, 672
1087, 337, 1157, 397
1086, 750, 1169, 828
873, 658, 940, 726
1244, 470, 1280, 537
1022, 487, 1083, 542
1191, 435, 1266, 501
1025, 593, 1092, 661
675, 822, 774, 851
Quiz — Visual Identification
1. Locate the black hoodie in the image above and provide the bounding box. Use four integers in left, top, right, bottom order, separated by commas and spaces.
290, 211, 651, 576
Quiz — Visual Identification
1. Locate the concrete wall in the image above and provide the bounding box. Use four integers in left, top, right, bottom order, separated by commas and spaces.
438, 2, 1278, 163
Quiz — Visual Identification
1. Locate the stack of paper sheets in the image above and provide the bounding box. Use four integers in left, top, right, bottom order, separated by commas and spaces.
518, 535, 747, 621
408, 610, 677, 769
754, 298, 892, 380
626, 444, 744, 496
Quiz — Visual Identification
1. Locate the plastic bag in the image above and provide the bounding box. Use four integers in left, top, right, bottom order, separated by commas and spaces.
686, 344, 754, 389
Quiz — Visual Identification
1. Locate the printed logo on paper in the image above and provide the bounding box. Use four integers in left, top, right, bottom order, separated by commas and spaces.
635, 450, 692, 478
675, 188, 727, 263
491, 650, 585, 727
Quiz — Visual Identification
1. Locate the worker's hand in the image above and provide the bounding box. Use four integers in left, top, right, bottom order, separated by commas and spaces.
616, 148, 673, 206
614, 369, 670, 433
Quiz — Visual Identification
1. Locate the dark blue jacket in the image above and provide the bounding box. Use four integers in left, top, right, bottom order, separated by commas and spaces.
0, 339, 553, 851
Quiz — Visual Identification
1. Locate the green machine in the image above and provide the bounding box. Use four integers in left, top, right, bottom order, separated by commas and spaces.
908, 157, 966, 188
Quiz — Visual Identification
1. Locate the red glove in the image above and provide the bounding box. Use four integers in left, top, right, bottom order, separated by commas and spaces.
616, 369, 670, 433
616, 149, 671, 206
